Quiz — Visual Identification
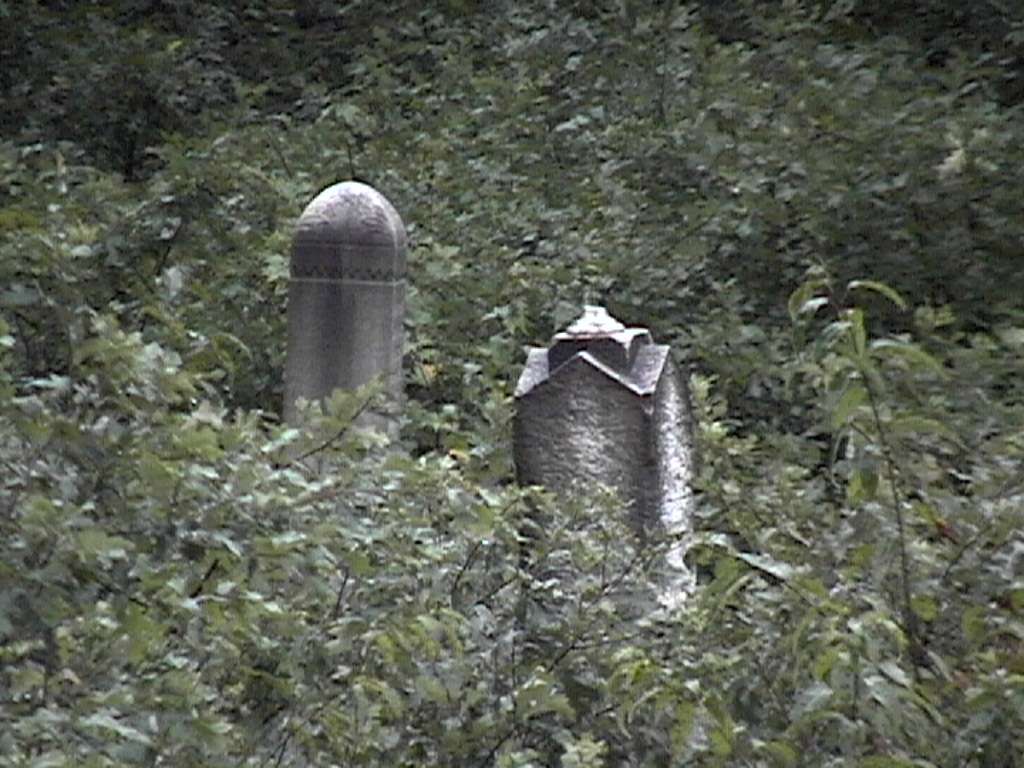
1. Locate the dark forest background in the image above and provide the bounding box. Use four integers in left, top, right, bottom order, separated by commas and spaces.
2, 1, 1023, 765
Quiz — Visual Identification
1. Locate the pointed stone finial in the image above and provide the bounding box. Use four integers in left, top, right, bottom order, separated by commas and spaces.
562, 305, 626, 336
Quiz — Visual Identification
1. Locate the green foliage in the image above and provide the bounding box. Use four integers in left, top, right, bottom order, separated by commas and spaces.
2, 1, 1023, 765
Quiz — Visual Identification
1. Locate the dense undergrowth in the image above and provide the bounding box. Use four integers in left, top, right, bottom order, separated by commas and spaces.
2, 1, 1023, 765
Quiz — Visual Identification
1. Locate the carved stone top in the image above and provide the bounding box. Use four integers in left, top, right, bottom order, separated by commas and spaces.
549, 305, 653, 375
514, 306, 664, 399
559, 305, 625, 336
291, 181, 407, 281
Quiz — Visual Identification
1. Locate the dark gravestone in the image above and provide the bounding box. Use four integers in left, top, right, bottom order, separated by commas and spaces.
514, 306, 696, 604
284, 181, 406, 431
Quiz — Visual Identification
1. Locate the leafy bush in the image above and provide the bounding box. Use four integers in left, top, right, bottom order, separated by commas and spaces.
2, 1, 1023, 765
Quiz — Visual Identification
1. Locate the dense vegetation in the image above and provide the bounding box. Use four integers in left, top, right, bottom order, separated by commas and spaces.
2, 1, 1023, 765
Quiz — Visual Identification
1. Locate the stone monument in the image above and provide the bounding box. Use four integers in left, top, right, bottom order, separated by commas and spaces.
513, 306, 695, 604
284, 181, 406, 429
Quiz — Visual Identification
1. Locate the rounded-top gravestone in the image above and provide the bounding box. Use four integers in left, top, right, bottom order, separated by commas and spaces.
284, 181, 406, 427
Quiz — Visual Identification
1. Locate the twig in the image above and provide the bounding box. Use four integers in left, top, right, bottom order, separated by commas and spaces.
476, 728, 516, 768
474, 575, 519, 608
863, 371, 924, 672
331, 567, 350, 619
189, 558, 220, 598
267, 132, 293, 179
941, 468, 1024, 581
547, 545, 658, 672
680, 208, 718, 240
451, 540, 484, 605
288, 397, 372, 466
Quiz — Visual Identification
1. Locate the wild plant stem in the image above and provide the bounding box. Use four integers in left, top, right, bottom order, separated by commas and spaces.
862, 369, 922, 672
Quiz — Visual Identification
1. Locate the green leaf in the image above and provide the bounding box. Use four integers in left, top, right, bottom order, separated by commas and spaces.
558, 732, 607, 768
270, 531, 306, 549
709, 724, 734, 757
790, 681, 832, 719
848, 280, 908, 310
831, 382, 867, 430
415, 673, 448, 704
847, 466, 879, 504
736, 552, 798, 582
29, 753, 68, 768
995, 326, 1024, 348
515, 674, 575, 720
963, 606, 987, 645
788, 279, 829, 322
669, 700, 697, 758
80, 712, 153, 746
911, 595, 938, 623
859, 757, 919, 768
77, 528, 133, 562
888, 415, 960, 443
758, 740, 799, 768
879, 660, 912, 687
848, 308, 867, 358
869, 339, 946, 375
123, 603, 163, 664
813, 646, 843, 680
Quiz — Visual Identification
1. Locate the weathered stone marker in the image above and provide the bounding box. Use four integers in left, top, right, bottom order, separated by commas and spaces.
513, 306, 695, 604
284, 181, 406, 429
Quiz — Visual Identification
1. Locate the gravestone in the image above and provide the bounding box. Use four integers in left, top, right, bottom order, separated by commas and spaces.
284, 181, 406, 430
513, 306, 695, 604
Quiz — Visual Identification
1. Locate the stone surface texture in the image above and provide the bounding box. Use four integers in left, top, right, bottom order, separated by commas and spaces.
514, 305, 695, 605
284, 181, 406, 426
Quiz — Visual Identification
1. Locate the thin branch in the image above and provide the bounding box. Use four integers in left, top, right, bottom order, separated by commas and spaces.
267, 131, 293, 179
547, 545, 659, 672
941, 518, 995, 583
287, 397, 372, 466
474, 574, 519, 608
346, 140, 356, 179
331, 567, 350, 619
451, 540, 484, 604
862, 371, 924, 671
476, 727, 516, 768
189, 558, 221, 598
940, 466, 1024, 582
